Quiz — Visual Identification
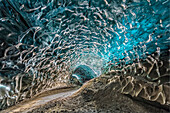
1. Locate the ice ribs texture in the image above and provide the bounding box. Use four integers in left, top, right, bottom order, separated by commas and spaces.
107, 52, 170, 106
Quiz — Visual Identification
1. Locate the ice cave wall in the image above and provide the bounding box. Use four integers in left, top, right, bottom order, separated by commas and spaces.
0, 0, 169, 110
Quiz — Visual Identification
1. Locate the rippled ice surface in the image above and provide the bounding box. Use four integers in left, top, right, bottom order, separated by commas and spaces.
0, 0, 169, 109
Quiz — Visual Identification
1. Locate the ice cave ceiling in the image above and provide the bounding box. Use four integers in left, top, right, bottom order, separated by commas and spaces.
0, 0, 169, 110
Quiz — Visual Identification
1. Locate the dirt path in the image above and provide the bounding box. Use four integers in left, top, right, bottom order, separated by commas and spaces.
1, 87, 78, 113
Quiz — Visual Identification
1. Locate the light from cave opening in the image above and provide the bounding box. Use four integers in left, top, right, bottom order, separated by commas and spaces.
70, 65, 97, 85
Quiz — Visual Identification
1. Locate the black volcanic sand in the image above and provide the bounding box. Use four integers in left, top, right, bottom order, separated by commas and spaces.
29, 75, 169, 113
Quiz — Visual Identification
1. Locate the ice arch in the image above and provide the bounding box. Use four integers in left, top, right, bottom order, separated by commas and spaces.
70, 65, 97, 85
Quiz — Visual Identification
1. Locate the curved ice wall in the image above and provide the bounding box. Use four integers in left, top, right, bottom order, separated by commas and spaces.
0, 0, 169, 109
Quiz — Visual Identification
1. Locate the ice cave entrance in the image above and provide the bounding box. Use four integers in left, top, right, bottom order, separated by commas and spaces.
70, 65, 97, 85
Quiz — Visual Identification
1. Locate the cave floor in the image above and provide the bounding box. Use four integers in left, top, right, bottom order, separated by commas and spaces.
2, 75, 169, 113
1, 86, 78, 113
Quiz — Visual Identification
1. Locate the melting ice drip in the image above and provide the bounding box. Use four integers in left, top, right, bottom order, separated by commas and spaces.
0, 0, 169, 110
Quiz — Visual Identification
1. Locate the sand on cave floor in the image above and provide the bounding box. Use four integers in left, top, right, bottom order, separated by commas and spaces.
1, 75, 169, 113
29, 76, 169, 113
1, 85, 78, 113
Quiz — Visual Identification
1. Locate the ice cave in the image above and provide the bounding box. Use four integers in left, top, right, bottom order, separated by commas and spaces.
0, 0, 169, 112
